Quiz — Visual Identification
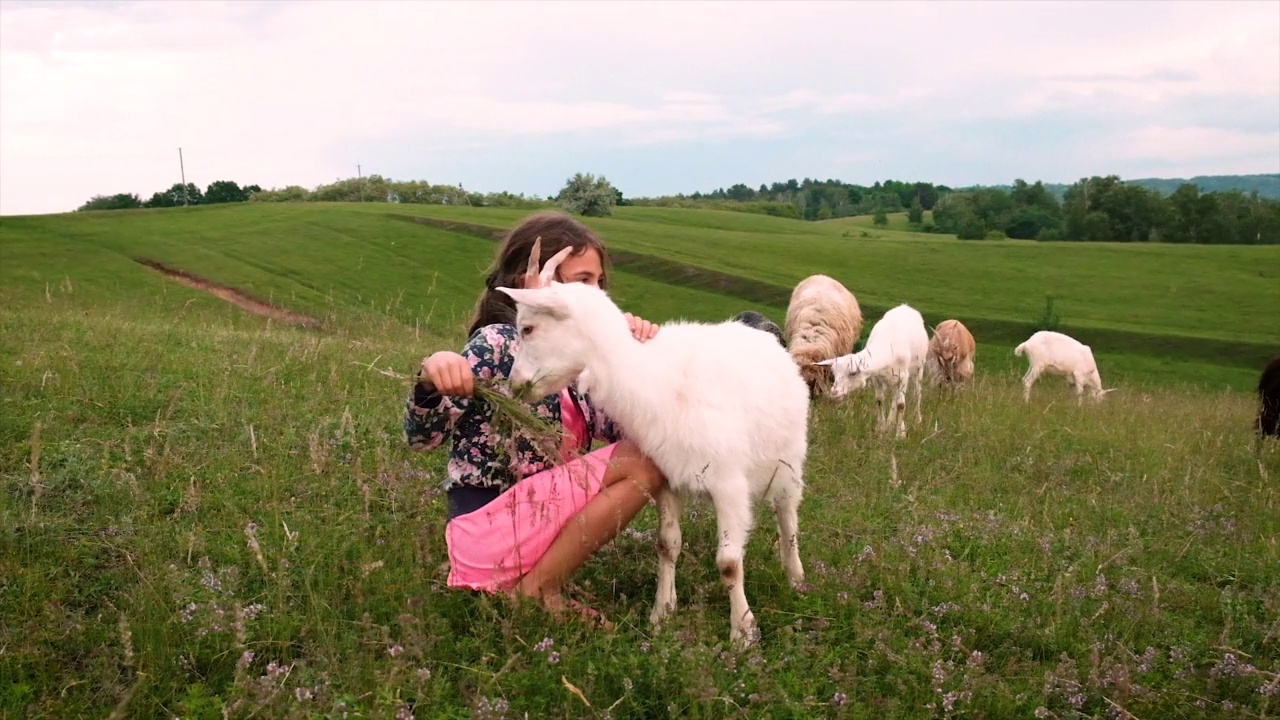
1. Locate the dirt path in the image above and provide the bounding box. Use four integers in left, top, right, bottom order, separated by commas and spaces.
138, 259, 323, 329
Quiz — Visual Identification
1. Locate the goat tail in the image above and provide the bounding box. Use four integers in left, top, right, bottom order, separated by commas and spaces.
1014, 341, 1027, 357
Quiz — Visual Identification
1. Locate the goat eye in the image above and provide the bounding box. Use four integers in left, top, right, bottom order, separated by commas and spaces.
520, 325, 533, 337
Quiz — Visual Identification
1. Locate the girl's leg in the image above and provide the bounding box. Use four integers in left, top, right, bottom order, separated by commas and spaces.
514, 440, 665, 613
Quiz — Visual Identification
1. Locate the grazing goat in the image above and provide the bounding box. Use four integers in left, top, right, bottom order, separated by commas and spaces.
731, 310, 786, 347
784, 274, 863, 397
497, 251, 810, 647
926, 319, 977, 387
1014, 330, 1114, 404
1258, 354, 1280, 439
818, 304, 929, 438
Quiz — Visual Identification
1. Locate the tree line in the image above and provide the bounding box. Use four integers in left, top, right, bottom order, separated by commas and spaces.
74, 172, 1279, 244
77, 180, 263, 211
631, 175, 1280, 244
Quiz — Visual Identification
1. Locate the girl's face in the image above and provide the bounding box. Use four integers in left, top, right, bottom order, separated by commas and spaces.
549, 247, 604, 287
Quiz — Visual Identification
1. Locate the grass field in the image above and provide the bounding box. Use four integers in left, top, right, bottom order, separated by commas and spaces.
2, 203, 1278, 719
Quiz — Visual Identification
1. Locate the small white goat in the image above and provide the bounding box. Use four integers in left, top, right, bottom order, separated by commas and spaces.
1014, 330, 1113, 404
498, 251, 810, 647
818, 304, 929, 438
785, 275, 863, 396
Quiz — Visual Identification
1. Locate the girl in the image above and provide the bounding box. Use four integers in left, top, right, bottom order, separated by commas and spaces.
405, 209, 665, 624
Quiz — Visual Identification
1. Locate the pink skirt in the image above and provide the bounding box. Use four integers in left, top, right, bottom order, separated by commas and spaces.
445, 443, 619, 592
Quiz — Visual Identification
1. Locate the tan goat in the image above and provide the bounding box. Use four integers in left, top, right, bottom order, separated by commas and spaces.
925, 319, 976, 387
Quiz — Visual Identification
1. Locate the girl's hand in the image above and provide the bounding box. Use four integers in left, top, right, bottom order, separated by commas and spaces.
625, 313, 659, 343
420, 351, 475, 397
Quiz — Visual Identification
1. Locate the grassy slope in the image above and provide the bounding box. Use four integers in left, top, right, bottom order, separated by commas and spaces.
339, 202, 1278, 390
2, 204, 1278, 719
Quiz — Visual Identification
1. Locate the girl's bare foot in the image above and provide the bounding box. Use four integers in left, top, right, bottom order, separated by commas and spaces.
501, 585, 613, 629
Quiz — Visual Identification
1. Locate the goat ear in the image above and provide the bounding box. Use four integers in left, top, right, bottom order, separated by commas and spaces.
496, 286, 570, 320
814, 359, 836, 367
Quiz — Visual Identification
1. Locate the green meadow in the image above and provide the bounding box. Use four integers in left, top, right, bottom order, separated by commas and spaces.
1, 203, 1277, 719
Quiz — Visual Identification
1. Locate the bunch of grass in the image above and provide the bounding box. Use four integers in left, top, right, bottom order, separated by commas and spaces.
362, 360, 572, 463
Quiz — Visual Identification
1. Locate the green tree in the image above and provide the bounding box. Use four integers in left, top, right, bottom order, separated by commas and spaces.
907, 199, 924, 224
873, 207, 888, 226
557, 173, 618, 217
204, 180, 247, 204
77, 193, 142, 211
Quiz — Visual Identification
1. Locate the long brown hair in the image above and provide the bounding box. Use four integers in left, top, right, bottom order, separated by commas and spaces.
467, 210, 612, 336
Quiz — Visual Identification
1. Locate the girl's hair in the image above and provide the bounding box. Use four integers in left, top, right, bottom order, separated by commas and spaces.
467, 210, 612, 336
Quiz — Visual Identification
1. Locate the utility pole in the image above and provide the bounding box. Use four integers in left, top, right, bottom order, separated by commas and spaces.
179, 147, 189, 206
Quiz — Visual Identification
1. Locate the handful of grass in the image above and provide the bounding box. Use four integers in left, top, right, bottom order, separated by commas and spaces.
363, 360, 572, 463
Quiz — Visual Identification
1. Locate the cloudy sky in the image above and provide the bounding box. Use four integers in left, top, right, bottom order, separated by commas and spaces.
1, 0, 1277, 215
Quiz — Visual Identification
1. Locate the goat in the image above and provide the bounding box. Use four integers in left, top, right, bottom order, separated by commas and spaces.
1014, 330, 1114, 404
1258, 354, 1280, 439
785, 274, 863, 397
731, 310, 786, 347
817, 304, 929, 438
926, 319, 977, 387
497, 253, 809, 647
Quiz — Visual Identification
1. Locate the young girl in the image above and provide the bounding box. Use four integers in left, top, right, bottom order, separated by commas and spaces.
404, 210, 665, 624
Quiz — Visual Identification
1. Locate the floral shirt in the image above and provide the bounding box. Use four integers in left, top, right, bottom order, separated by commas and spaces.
404, 323, 623, 493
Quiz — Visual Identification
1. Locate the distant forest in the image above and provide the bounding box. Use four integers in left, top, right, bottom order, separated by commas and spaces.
75, 173, 1280, 245
632, 174, 1280, 244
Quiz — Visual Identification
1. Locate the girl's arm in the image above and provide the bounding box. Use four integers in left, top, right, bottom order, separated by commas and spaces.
403, 326, 512, 452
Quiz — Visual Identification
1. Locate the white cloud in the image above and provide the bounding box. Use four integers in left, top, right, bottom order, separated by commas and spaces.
1, 0, 1277, 214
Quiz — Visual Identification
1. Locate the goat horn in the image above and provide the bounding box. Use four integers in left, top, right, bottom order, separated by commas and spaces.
525, 236, 543, 282
538, 246, 576, 285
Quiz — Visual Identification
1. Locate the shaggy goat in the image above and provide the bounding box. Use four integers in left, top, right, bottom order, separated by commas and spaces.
818, 304, 929, 438
731, 310, 787, 347
498, 252, 810, 647
784, 274, 863, 396
1258, 354, 1280, 439
926, 319, 977, 387
1014, 330, 1114, 404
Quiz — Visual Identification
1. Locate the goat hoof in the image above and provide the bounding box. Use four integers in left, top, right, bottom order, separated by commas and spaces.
649, 603, 674, 627
730, 621, 761, 648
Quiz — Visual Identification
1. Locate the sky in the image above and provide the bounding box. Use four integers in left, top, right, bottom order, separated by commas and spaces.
1, 0, 1277, 216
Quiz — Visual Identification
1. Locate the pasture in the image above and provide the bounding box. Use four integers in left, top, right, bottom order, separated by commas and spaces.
1, 203, 1277, 719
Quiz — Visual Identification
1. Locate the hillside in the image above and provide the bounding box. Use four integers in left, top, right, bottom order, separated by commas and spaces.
2, 203, 1275, 391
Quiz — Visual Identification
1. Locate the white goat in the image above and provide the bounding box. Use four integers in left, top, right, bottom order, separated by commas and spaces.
497, 252, 810, 647
818, 304, 929, 438
1014, 330, 1114, 404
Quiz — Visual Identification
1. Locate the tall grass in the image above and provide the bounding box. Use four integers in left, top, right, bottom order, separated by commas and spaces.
1, 205, 1277, 718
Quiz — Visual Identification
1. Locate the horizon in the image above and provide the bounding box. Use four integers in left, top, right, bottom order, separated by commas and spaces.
2, 0, 1278, 216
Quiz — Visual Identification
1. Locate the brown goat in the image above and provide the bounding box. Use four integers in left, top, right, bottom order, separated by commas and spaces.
926, 319, 977, 387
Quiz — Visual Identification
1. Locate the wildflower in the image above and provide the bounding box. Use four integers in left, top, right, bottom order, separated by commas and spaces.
830, 692, 848, 706
295, 687, 313, 701
387, 644, 404, 658
547, 651, 561, 665
1034, 708, 1052, 719
533, 636, 554, 652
